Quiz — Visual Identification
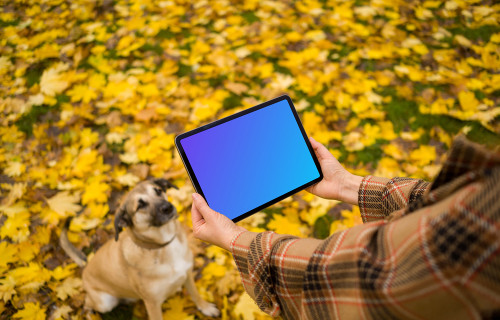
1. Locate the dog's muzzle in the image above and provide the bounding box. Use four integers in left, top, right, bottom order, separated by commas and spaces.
153, 201, 177, 226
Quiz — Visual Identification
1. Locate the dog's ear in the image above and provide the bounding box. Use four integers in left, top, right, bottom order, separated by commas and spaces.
152, 178, 178, 192
114, 205, 131, 241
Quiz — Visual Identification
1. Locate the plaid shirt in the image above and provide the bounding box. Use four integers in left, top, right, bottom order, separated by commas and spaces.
231, 136, 500, 319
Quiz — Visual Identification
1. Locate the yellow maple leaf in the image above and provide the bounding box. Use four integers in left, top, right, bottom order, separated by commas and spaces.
375, 157, 402, 178
382, 144, 405, 160
458, 91, 479, 112
300, 197, 336, 226
67, 84, 97, 103
72, 149, 99, 178
88, 73, 106, 88
46, 192, 82, 218
423, 164, 442, 179
56, 277, 82, 301
233, 293, 264, 320
225, 82, 248, 95
40, 63, 69, 96
361, 123, 381, 146
52, 264, 78, 281
343, 132, 365, 151
13, 302, 46, 320
81, 180, 109, 204
10, 263, 51, 287
51, 305, 72, 320
0, 242, 17, 268
409, 145, 436, 167
162, 296, 194, 320
87, 203, 109, 219
379, 121, 398, 140
119, 151, 140, 164
2, 182, 26, 206
267, 214, 305, 237
0, 276, 16, 302
205, 246, 228, 265
4, 161, 25, 177
454, 35, 472, 47
16, 241, 40, 263
116, 172, 140, 187
203, 262, 227, 278
0, 209, 30, 242
330, 207, 363, 235
0, 56, 12, 76
69, 215, 101, 232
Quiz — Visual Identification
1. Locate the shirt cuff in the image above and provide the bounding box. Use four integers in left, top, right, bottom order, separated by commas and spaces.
358, 175, 391, 223
230, 231, 289, 317
230, 230, 257, 299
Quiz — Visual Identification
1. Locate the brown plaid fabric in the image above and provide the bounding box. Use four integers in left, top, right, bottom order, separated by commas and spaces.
231, 136, 500, 319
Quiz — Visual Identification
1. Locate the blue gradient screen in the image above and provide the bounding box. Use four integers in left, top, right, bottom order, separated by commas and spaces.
180, 99, 320, 220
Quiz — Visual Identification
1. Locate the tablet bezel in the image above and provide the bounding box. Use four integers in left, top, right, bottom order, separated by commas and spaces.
175, 94, 323, 222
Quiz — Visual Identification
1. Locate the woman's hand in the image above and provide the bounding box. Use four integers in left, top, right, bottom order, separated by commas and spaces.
191, 193, 247, 251
306, 137, 363, 205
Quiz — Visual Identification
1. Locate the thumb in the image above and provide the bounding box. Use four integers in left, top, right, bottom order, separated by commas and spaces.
309, 137, 332, 161
192, 193, 216, 220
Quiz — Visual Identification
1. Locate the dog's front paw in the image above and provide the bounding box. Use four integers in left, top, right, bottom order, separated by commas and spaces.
199, 302, 220, 318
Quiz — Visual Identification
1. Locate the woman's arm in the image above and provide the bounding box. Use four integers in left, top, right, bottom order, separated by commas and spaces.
306, 137, 363, 205
307, 137, 431, 222
230, 173, 494, 319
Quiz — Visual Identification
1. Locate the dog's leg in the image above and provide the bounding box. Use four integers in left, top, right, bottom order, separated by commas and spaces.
84, 289, 119, 314
185, 269, 221, 317
144, 300, 163, 320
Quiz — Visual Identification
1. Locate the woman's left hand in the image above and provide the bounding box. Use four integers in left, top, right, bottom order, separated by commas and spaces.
191, 193, 247, 251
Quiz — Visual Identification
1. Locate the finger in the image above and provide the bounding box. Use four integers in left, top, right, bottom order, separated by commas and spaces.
192, 193, 216, 218
309, 137, 332, 161
191, 200, 204, 225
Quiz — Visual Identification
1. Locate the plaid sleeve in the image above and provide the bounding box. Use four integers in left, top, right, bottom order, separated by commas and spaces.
231, 167, 500, 319
358, 175, 430, 223
230, 137, 500, 319
230, 230, 322, 317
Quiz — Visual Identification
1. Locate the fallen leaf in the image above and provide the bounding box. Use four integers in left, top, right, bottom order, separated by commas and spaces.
56, 277, 82, 301
46, 192, 82, 218
13, 302, 46, 320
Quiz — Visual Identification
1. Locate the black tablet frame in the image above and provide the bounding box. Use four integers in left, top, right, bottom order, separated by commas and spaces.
175, 94, 323, 222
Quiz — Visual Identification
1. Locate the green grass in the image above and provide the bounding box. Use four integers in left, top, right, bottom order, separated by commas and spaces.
313, 214, 334, 239
450, 25, 500, 42
241, 11, 260, 23
25, 61, 49, 88
381, 88, 500, 147
222, 93, 243, 110
15, 101, 63, 136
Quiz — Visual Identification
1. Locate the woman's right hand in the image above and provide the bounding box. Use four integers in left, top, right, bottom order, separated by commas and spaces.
306, 137, 363, 205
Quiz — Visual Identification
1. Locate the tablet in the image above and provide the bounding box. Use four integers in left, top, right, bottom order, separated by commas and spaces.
175, 95, 323, 222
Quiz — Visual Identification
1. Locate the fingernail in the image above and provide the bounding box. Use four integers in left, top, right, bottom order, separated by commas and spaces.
192, 193, 199, 200
310, 137, 316, 142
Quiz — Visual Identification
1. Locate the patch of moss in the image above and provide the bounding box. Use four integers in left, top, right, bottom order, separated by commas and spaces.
449, 25, 500, 42
242, 11, 260, 24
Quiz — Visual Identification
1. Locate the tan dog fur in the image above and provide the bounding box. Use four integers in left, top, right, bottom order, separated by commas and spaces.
60, 179, 220, 319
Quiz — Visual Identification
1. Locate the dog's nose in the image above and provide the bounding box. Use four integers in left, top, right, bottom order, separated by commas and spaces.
160, 202, 173, 214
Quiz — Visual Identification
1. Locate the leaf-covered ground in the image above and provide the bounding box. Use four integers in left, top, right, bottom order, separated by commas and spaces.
0, 0, 499, 319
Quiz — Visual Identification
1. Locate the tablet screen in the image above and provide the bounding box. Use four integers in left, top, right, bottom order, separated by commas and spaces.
176, 96, 322, 221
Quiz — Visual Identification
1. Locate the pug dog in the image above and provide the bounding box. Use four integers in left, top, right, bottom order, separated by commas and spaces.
60, 178, 220, 320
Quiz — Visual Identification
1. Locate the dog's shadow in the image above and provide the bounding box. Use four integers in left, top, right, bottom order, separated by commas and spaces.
100, 304, 134, 320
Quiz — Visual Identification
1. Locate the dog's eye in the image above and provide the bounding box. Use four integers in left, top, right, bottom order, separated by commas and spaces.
154, 188, 162, 196
137, 199, 148, 210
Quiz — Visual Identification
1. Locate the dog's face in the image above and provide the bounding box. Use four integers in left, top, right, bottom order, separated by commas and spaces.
114, 178, 178, 241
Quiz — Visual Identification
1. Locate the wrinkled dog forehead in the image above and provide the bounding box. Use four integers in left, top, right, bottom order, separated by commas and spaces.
130, 182, 157, 195
132, 178, 177, 194
114, 179, 177, 241
124, 179, 177, 208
